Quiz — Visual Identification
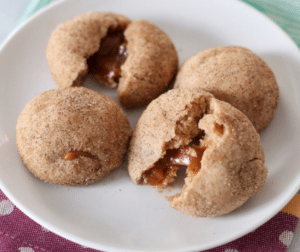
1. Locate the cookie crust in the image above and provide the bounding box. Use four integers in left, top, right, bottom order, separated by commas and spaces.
174, 46, 279, 132
16, 87, 132, 186
128, 89, 267, 217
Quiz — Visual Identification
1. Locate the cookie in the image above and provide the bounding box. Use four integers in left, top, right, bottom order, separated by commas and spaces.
46, 12, 178, 108
16, 87, 132, 186
173, 46, 279, 132
128, 89, 267, 217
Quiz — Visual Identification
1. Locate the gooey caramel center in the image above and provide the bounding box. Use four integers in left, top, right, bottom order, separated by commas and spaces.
64, 150, 95, 161
142, 145, 206, 187
87, 26, 128, 86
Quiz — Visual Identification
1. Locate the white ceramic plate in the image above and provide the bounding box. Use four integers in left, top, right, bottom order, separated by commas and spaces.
1, 0, 300, 251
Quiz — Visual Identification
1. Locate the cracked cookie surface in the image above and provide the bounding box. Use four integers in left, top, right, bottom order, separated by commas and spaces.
128, 89, 267, 217
16, 87, 132, 186
46, 12, 131, 88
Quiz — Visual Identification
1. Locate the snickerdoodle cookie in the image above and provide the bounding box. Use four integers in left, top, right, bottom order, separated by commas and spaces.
16, 87, 132, 186
128, 89, 267, 217
173, 46, 279, 132
46, 12, 178, 108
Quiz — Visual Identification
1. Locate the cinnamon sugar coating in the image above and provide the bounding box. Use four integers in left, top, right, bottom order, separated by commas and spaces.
118, 19, 178, 108
46, 12, 178, 108
174, 46, 279, 132
128, 89, 267, 217
16, 87, 132, 186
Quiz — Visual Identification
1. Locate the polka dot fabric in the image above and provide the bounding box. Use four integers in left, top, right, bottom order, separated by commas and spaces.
0, 190, 99, 252
0, 188, 299, 252
204, 210, 299, 252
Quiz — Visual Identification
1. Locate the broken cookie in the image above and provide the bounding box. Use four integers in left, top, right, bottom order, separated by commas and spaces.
46, 12, 178, 108
128, 89, 268, 217
173, 46, 279, 132
16, 87, 132, 186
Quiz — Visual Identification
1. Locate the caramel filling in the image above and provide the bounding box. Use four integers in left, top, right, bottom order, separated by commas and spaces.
142, 145, 206, 187
64, 150, 95, 161
87, 26, 128, 86
187, 146, 206, 176
214, 122, 224, 135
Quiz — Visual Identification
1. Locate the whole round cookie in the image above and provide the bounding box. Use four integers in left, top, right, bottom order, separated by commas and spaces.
173, 46, 279, 132
16, 87, 132, 186
128, 89, 268, 217
46, 12, 178, 108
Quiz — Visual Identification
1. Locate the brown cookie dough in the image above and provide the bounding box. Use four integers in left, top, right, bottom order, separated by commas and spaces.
16, 87, 132, 186
46, 12, 178, 108
128, 89, 267, 217
173, 46, 279, 132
